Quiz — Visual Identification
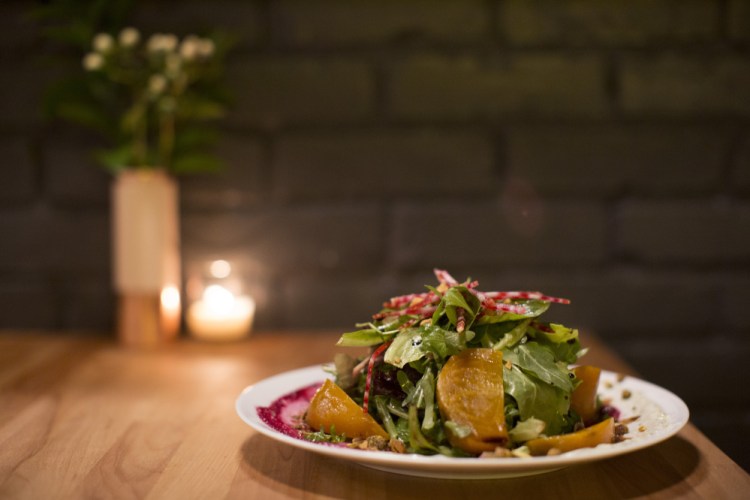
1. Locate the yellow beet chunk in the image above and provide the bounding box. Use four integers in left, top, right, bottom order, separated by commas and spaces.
304, 379, 388, 439
526, 418, 615, 456
570, 365, 602, 424
436, 348, 508, 454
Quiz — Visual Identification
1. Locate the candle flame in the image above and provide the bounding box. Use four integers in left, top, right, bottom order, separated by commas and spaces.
204, 284, 235, 315
161, 285, 181, 311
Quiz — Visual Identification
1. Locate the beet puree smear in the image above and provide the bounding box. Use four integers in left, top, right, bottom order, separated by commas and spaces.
257, 382, 352, 448
257, 382, 323, 440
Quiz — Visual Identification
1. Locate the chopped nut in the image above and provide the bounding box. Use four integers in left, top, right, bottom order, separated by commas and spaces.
638, 425, 647, 433
614, 424, 629, 442
389, 438, 406, 454
604, 381, 613, 389
616, 373, 626, 382
479, 447, 513, 458
622, 389, 632, 400
350, 436, 389, 451
367, 435, 389, 450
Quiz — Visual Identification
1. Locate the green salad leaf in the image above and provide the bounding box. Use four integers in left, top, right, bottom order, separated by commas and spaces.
502, 342, 574, 393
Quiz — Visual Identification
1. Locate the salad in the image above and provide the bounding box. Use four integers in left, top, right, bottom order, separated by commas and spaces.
297, 270, 625, 457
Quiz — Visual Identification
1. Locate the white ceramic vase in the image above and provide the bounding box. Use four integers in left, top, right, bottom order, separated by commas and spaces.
111, 169, 181, 346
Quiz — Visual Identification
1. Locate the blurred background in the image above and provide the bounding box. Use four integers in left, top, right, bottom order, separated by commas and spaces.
0, 0, 748, 469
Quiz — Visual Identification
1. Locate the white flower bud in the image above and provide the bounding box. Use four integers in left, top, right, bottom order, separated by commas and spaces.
92, 33, 114, 53
162, 34, 178, 52
179, 37, 199, 61
197, 38, 215, 58
147, 33, 163, 53
148, 74, 168, 95
119, 27, 140, 48
82, 52, 104, 71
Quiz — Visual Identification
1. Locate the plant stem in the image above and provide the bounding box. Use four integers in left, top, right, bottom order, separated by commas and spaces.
159, 109, 175, 170
132, 93, 148, 166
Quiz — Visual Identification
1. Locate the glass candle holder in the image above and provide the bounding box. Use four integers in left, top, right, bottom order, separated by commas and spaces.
186, 259, 255, 341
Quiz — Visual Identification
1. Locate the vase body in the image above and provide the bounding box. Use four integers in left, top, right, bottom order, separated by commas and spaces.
112, 170, 181, 347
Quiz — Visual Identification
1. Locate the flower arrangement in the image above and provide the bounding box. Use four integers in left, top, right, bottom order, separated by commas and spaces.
51, 26, 229, 174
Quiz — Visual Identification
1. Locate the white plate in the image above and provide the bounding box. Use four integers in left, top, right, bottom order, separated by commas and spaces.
235, 365, 689, 479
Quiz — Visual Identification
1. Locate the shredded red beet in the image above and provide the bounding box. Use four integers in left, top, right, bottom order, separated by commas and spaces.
363, 341, 392, 414
600, 404, 621, 421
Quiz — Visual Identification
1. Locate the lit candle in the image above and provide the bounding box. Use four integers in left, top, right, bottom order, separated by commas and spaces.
187, 284, 255, 341
160, 285, 181, 336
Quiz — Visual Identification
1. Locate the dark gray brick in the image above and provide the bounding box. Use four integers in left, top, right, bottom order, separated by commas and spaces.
227, 57, 374, 129
619, 200, 750, 263
728, 0, 750, 42
507, 124, 729, 196
722, 277, 750, 331
612, 337, 750, 410
43, 128, 110, 207
0, 279, 57, 329
621, 54, 750, 116
0, 62, 47, 127
280, 274, 396, 329
0, 134, 36, 204
733, 131, 750, 193
271, 0, 488, 46
180, 134, 265, 209
502, 0, 718, 46
182, 205, 383, 275
0, 2, 39, 50
56, 276, 114, 331
391, 200, 607, 269
388, 53, 608, 120
131, 1, 262, 47
0, 205, 110, 271
273, 130, 495, 199
467, 269, 719, 339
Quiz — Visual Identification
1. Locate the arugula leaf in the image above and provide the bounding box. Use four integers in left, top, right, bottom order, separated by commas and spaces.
474, 319, 530, 350
303, 425, 347, 443
535, 334, 584, 365
373, 396, 399, 439
508, 417, 546, 443
384, 328, 425, 368
529, 322, 579, 344
503, 342, 574, 392
421, 324, 467, 361
419, 367, 437, 431
503, 365, 569, 435
439, 286, 481, 330
336, 328, 385, 347
408, 405, 439, 454
384, 324, 472, 368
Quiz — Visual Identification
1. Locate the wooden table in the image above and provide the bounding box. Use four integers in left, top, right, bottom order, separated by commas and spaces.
1, 331, 747, 499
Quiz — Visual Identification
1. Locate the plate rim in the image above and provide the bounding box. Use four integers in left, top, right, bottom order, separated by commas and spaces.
236, 364, 689, 475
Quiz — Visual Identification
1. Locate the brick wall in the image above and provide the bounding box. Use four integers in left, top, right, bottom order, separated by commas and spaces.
0, 0, 748, 469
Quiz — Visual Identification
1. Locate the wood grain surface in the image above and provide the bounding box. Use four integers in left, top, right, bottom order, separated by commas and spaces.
0, 331, 747, 499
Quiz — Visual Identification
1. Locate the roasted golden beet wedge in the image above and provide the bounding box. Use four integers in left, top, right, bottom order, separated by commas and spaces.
436, 348, 509, 454
526, 417, 615, 456
570, 365, 602, 424
305, 379, 389, 440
